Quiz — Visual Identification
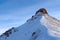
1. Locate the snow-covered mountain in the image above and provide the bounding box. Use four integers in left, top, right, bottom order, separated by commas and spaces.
0, 8, 60, 40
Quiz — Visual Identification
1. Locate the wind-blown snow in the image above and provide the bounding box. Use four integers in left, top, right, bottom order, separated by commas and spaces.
40, 14, 60, 38
0, 12, 60, 40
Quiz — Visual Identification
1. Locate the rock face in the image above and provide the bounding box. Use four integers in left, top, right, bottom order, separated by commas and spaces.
36, 8, 48, 15
0, 27, 18, 40
0, 8, 60, 40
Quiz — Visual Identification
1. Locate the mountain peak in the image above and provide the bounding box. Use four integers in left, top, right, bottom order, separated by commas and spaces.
27, 8, 48, 22
0, 8, 60, 40
36, 8, 48, 15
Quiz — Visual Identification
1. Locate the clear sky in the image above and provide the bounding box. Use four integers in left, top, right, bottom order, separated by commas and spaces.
0, 0, 60, 35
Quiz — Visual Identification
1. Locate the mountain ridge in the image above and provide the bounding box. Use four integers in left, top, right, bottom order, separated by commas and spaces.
0, 8, 60, 40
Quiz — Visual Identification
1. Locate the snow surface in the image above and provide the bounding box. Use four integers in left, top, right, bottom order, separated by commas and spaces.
40, 14, 60, 37
0, 12, 60, 40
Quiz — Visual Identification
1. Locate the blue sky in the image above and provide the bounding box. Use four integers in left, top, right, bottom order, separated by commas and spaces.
0, 0, 60, 35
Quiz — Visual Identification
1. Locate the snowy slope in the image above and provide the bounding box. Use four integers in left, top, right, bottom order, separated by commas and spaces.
0, 8, 60, 40
40, 14, 60, 37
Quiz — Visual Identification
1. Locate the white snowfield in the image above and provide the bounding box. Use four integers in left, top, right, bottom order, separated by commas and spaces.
0, 8, 60, 40
41, 14, 60, 37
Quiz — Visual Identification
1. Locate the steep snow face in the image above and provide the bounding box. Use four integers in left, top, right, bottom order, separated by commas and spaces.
40, 14, 60, 38
0, 12, 60, 40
